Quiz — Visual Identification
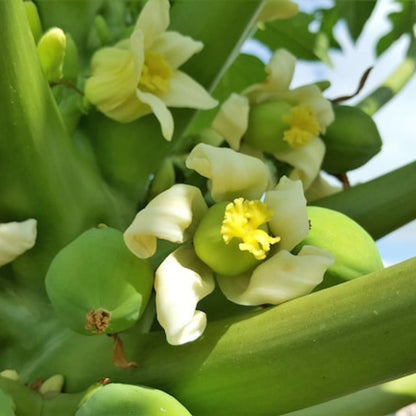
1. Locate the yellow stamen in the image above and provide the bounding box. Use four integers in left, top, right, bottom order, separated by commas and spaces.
139, 52, 173, 93
221, 198, 280, 260
283, 105, 321, 148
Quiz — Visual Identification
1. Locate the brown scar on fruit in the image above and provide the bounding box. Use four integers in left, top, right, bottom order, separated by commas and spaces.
85, 309, 111, 334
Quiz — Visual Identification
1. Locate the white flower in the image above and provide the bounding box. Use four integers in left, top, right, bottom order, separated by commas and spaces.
0, 219, 37, 267
85, 0, 217, 141
212, 49, 334, 190
124, 144, 333, 345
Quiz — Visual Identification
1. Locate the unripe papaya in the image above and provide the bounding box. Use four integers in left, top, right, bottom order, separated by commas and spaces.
193, 202, 261, 276
76, 383, 191, 416
296, 206, 383, 289
45, 227, 154, 335
321, 105, 382, 174
244, 100, 293, 153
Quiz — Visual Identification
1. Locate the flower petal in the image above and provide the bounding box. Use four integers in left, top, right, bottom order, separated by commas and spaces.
152, 31, 203, 69
217, 245, 334, 306
159, 70, 217, 109
274, 136, 325, 190
134, 0, 170, 49
212, 93, 249, 150
257, 0, 299, 23
244, 49, 296, 103
155, 246, 215, 345
0, 219, 37, 267
136, 88, 174, 141
124, 184, 208, 258
264, 176, 309, 251
186, 143, 270, 202
305, 174, 342, 202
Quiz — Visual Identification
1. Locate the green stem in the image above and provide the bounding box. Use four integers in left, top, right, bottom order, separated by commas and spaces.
314, 162, 416, 240
0, 0, 132, 292
356, 40, 416, 115
21, 257, 416, 415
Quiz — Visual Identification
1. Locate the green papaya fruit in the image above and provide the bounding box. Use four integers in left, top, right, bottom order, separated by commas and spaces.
296, 206, 384, 289
193, 202, 261, 276
321, 105, 382, 174
76, 383, 191, 416
45, 227, 154, 335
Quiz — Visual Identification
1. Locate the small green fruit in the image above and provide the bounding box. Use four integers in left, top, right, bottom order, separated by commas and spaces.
76, 383, 191, 416
193, 202, 261, 276
321, 105, 382, 174
297, 206, 383, 288
244, 100, 292, 153
45, 227, 154, 335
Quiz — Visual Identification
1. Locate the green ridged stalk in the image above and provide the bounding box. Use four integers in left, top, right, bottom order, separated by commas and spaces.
0, 0, 132, 292
315, 161, 416, 240
21, 257, 416, 415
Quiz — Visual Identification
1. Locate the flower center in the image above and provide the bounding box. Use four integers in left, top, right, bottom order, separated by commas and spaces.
139, 52, 173, 93
282, 105, 321, 148
221, 198, 280, 260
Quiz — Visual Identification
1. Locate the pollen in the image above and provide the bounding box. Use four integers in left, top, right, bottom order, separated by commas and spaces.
283, 105, 321, 148
221, 198, 280, 260
139, 52, 173, 93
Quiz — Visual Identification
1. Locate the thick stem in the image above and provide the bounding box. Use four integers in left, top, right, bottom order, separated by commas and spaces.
21, 257, 416, 415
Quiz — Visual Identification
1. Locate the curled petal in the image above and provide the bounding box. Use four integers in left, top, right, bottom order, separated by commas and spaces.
134, 0, 170, 49
217, 245, 334, 306
244, 49, 296, 103
186, 143, 270, 202
124, 184, 208, 258
0, 219, 37, 267
274, 136, 325, 190
152, 31, 203, 69
264, 176, 309, 251
159, 71, 218, 110
136, 88, 174, 141
155, 246, 215, 345
212, 93, 249, 150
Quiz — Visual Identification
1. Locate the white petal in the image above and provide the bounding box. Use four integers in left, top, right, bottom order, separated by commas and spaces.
159, 70, 217, 109
274, 136, 325, 190
152, 31, 203, 69
244, 49, 296, 104
186, 143, 270, 202
217, 245, 334, 306
0, 219, 37, 267
134, 0, 170, 49
124, 184, 208, 258
136, 88, 174, 141
155, 246, 215, 345
264, 176, 309, 251
305, 174, 342, 202
212, 93, 249, 150
258, 0, 299, 22
278, 84, 335, 132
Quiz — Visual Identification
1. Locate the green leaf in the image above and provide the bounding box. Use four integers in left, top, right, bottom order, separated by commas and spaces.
376, 0, 416, 56
255, 12, 331, 64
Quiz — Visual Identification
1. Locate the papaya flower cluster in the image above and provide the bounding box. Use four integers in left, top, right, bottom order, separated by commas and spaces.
0, 219, 37, 267
85, 0, 217, 141
124, 144, 334, 345
212, 48, 334, 192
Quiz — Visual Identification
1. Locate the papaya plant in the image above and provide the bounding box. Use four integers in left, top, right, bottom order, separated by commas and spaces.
1, 0, 416, 415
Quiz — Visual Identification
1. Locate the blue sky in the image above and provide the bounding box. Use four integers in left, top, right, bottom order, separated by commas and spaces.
243, 0, 416, 266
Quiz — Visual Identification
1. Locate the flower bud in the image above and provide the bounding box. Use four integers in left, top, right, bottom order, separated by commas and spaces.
193, 202, 262, 276
76, 383, 191, 416
296, 206, 383, 288
37, 27, 66, 82
244, 100, 293, 153
45, 227, 154, 335
39, 374, 65, 395
321, 105, 382, 174
24, 1, 42, 43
